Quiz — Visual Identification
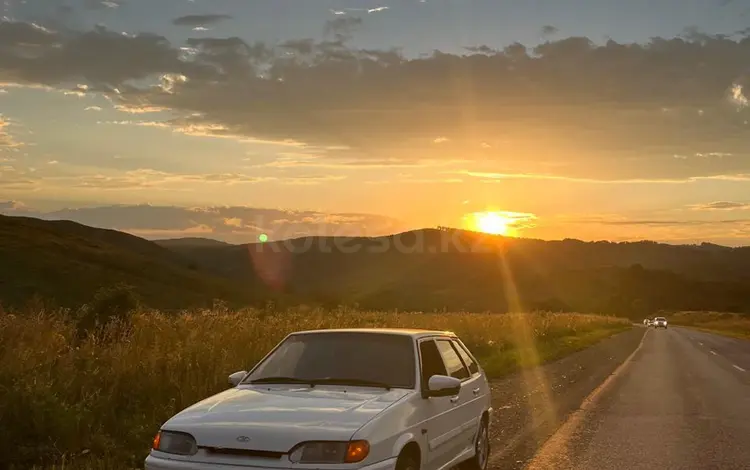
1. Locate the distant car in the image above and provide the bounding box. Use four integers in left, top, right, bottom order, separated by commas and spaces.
653, 317, 668, 329
145, 328, 493, 470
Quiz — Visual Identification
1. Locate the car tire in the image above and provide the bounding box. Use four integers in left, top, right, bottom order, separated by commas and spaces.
464, 417, 490, 470
395, 449, 419, 470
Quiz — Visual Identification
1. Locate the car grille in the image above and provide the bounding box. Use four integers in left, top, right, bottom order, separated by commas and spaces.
200, 447, 285, 459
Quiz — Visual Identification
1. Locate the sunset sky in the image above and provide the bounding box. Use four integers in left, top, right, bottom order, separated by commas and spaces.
2, 0, 750, 245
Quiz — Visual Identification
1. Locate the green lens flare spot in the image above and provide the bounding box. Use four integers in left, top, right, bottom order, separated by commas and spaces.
258, 233, 269, 243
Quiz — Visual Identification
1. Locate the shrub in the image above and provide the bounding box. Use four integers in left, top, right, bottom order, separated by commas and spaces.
75, 284, 140, 337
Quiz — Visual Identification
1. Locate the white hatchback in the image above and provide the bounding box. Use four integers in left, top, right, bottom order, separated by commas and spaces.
145, 328, 493, 470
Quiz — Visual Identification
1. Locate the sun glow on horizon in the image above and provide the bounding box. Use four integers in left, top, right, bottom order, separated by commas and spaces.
477, 212, 510, 235
464, 211, 537, 236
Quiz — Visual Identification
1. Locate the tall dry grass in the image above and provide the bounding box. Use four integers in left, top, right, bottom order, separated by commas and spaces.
669, 311, 750, 339
0, 307, 629, 469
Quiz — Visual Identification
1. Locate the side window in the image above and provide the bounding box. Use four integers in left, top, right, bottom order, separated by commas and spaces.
436, 340, 470, 380
419, 340, 448, 386
453, 340, 479, 375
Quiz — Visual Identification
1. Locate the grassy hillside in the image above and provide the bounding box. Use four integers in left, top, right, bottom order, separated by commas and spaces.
0, 215, 269, 310
0, 307, 630, 469
162, 229, 750, 316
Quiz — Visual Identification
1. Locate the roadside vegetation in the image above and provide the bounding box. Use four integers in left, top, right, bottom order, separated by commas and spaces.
670, 311, 750, 339
0, 303, 629, 470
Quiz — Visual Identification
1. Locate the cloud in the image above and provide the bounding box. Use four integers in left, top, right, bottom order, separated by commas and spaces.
0, 165, 37, 189
462, 170, 750, 184
323, 16, 363, 40
540, 25, 559, 37
84, 0, 124, 9
112, 104, 168, 114
0, 203, 409, 243
0, 21, 195, 87
561, 213, 750, 227
4, 20, 750, 181
254, 154, 466, 170
0, 200, 27, 211
52, 169, 278, 190
0, 116, 23, 148
690, 201, 750, 210
172, 14, 232, 27
540, 212, 750, 244
17, 165, 345, 192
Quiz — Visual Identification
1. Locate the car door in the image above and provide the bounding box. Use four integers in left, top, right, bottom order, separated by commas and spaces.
418, 338, 464, 470
451, 338, 489, 443
434, 339, 480, 456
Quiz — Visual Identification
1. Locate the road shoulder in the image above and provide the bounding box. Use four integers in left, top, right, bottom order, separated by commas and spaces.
487, 326, 646, 469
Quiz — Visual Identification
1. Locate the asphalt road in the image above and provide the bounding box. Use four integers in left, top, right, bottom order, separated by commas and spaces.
526, 326, 750, 469
486, 327, 646, 469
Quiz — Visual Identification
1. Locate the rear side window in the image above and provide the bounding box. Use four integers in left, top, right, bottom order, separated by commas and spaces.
453, 340, 479, 375
436, 340, 470, 380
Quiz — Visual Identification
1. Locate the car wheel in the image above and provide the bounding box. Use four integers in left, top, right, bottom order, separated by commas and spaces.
465, 418, 490, 470
395, 450, 419, 470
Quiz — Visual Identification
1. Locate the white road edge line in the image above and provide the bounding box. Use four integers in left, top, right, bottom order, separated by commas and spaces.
710, 350, 718, 356
524, 329, 650, 469
734, 364, 746, 372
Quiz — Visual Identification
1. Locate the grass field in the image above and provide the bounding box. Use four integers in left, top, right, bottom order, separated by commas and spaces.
669, 311, 750, 339
0, 307, 630, 469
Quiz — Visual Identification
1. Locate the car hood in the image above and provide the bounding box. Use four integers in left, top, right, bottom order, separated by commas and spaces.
163, 385, 412, 451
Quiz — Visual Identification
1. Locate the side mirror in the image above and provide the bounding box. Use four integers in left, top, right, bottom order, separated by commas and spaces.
426, 375, 461, 397
228, 370, 248, 387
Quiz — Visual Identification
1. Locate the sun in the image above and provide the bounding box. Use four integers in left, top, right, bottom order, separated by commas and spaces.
462, 210, 536, 237
473, 212, 511, 235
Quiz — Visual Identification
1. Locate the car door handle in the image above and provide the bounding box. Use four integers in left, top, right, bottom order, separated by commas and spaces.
450, 396, 460, 403
472, 388, 480, 395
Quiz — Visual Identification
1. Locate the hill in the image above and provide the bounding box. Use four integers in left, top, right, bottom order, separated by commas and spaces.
161, 229, 750, 316
0, 215, 270, 309
4, 216, 750, 316
154, 237, 232, 248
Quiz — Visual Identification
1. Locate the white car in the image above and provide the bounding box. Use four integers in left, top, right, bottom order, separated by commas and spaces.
653, 317, 668, 329
145, 328, 493, 470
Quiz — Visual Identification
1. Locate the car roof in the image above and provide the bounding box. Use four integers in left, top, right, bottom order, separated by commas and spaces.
290, 327, 458, 339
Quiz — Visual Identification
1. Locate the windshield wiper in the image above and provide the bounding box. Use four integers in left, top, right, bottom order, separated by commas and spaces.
246, 376, 315, 386
308, 378, 393, 390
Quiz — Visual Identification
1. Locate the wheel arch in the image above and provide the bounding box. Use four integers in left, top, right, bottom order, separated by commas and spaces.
393, 434, 422, 469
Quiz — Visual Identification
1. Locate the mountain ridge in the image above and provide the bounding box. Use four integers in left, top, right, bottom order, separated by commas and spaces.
3, 214, 750, 316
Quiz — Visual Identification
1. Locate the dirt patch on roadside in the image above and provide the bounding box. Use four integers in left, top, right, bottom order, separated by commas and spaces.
487, 326, 646, 469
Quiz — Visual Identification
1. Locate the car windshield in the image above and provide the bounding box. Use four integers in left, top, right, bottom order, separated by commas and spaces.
656, 317, 667, 321
243, 332, 416, 389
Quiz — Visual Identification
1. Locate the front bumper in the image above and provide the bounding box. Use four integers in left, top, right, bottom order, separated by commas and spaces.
145, 454, 398, 470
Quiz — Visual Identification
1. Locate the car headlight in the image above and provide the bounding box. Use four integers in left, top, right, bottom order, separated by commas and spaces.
289, 440, 370, 464
152, 430, 198, 456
